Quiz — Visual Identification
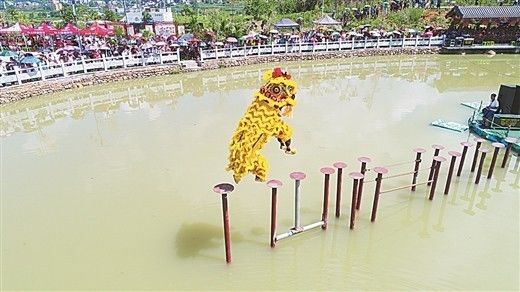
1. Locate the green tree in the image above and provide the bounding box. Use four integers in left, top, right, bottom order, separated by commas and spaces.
296, 0, 319, 12
27, 12, 35, 22
113, 26, 125, 38
200, 9, 248, 38
277, 0, 298, 14
59, 4, 100, 23
142, 29, 154, 40
49, 11, 61, 19
142, 11, 153, 24
103, 8, 119, 22
60, 6, 76, 23
244, 0, 272, 20
180, 4, 195, 17
81, 7, 101, 21
38, 11, 47, 19
5, 7, 27, 23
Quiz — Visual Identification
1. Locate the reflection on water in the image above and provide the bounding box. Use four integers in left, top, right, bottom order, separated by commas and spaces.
175, 223, 229, 262
463, 180, 483, 216
2, 55, 519, 138
1, 54, 519, 290
419, 197, 433, 238
175, 223, 221, 257
432, 196, 448, 233
511, 158, 520, 189
475, 180, 491, 211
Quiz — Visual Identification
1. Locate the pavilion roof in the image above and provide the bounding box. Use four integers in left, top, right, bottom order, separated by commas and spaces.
274, 18, 299, 28
446, 5, 520, 19
313, 15, 341, 26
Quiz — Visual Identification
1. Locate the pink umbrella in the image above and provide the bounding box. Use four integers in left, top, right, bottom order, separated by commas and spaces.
226, 37, 238, 43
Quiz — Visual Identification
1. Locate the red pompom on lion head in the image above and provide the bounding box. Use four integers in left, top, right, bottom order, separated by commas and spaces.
272, 67, 291, 80
272, 67, 283, 78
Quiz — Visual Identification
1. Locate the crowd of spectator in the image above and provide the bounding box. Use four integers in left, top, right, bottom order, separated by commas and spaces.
0, 22, 444, 74
0, 33, 182, 73
446, 23, 520, 44
0, 12, 516, 75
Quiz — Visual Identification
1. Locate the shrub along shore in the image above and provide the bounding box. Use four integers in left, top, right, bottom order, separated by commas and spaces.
0, 47, 439, 105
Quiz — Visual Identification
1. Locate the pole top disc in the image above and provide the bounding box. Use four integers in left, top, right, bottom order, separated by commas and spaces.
492, 142, 505, 149
448, 151, 462, 157
504, 137, 518, 144
320, 167, 335, 175
478, 147, 489, 153
213, 183, 235, 194
333, 162, 347, 169
413, 147, 426, 153
349, 172, 364, 180
433, 156, 447, 162
267, 179, 283, 188
432, 144, 445, 150
357, 156, 372, 163
373, 166, 389, 174
290, 172, 306, 180
460, 141, 474, 147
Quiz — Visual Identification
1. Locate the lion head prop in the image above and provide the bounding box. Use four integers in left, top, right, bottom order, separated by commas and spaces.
227, 68, 298, 183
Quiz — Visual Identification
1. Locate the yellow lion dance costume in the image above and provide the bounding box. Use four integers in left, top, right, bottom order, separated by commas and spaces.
227, 67, 297, 183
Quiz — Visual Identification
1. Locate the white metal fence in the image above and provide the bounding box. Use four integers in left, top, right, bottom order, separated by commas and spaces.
200, 36, 443, 60
0, 50, 181, 87
0, 36, 444, 88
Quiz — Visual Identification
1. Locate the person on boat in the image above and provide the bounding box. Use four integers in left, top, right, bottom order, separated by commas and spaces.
482, 93, 499, 128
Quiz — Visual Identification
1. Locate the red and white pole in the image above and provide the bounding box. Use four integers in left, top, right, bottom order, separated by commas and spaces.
320, 167, 335, 229
444, 151, 461, 195
471, 138, 485, 172
457, 141, 473, 177
267, 179, 282, 248
429, 156, 446, 200
333, 162, 347, 218
371, 167, 388, 222
356, 156, 371, 210
428, 144, 445, 186
487, 142, 505, 179
501, 137, 518, 168
475, 147, 489, 184
213, 183, 235, 264
411, 147, 426, 191
349, 172, 364, 230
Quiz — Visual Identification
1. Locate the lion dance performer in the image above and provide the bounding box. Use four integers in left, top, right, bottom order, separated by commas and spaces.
227, 67, 297, 183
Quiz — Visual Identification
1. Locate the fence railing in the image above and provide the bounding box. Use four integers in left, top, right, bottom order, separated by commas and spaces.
0, 50, 181, 87
200, 36, 444, 61
1, 36, 444, 88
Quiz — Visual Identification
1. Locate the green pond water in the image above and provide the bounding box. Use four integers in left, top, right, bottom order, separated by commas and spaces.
1, 54, 519, 290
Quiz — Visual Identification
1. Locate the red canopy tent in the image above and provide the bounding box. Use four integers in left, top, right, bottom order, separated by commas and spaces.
0, 23, 34, 49
23, 26, 45, 36
0, 23, 32, 34
59, 23, 80, 35
37, 23, 59, 36
80, 23, 113, 37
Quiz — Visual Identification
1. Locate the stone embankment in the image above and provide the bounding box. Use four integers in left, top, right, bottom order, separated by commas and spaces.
203, 47, 440, 69
0, 47, 439, 105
